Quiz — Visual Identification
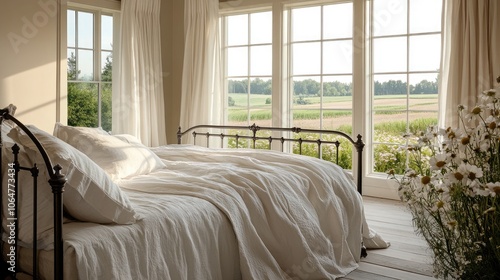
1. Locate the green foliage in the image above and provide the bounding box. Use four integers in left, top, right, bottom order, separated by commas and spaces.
67, 83, 98, 127
265, 98, 271, 105
228, 96, 236, 107
67, 52, 113, 131
294, 96, 311, 105
228, 78, 271, 95
228, 79, 437, 97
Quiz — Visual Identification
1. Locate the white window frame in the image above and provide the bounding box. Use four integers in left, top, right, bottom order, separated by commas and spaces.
220, 0, 441, 199
66, 1, 120, 129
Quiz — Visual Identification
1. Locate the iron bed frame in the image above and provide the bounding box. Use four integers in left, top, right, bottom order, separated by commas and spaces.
177, 124, 365, 194
0, 107, 66, 280
0, 110, 365, 279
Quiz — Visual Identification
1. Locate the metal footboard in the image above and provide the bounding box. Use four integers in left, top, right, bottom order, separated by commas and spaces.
177, 124, 365, 194
1, 107, 66, 280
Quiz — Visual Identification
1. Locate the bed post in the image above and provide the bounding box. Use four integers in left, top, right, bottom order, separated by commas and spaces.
355, 134, 364, 195
1, 107, 66, 280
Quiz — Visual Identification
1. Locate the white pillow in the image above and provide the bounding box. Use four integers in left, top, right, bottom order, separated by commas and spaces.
54, 123, 165, 181
10, 125, 139, 226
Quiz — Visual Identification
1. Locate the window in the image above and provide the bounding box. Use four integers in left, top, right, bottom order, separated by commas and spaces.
67, 8, 114, 131
224, 11, 273, 127
288, 3, 353, 132
220, 0, 442, 197
369, 0, 442, 174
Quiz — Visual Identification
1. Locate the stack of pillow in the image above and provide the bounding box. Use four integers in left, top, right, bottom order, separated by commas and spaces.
1, 121, 165, 248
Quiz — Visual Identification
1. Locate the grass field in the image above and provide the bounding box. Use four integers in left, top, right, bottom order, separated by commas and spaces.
228, 93, 438, 125
228, 93, 438, 173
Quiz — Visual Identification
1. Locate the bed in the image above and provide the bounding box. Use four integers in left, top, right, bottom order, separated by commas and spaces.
1, 105, 389, 280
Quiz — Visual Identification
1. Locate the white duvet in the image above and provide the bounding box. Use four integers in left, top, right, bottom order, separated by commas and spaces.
63, 145, 388, 280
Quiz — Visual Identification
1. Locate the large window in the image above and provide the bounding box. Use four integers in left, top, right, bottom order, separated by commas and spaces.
289, 3, 353, 132
67, 8, 114, 131
220, 0, 442, 197
369, 0, 442, 174
224, 11, 273, 127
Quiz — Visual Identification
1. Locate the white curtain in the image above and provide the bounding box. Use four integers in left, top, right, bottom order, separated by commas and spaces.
112, 0, 167, 146
180, 0, 222, 134
438, 0, 500, 128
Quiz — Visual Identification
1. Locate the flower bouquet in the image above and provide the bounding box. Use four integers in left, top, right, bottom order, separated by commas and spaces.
389, 77, 500, 279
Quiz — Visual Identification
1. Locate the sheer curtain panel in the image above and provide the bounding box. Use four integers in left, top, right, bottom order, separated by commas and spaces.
113, 0, 167, 146
439, 0, 500, 128
180, 0, 222, 135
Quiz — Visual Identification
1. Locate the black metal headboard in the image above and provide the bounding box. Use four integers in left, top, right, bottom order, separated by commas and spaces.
1, 106, 66, 280
177, 124, 365, 194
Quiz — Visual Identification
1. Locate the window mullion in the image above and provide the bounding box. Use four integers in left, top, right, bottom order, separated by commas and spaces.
95, 11, 102, 127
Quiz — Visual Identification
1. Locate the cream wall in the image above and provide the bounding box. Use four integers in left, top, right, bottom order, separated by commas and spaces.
0, 0, 66, 133
0, 0, 182, 142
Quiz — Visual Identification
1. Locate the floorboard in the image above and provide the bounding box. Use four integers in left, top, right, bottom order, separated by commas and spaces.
340, 196, 436, 280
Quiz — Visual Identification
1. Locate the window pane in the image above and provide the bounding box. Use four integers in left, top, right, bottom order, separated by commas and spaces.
374, 74, 407, 95
227, 14, 248, 46
101, 51, 112, 81
101, 83, 112, 131
292, 42, 320, 75
323, 40, 352, 74
249, 77, 272, 96
373, 110, 407, 144
292, 76, 320, 109
249, 108, 271, 127
77, 11, 94, 48
250, 12, 271, 44
322, 109, 352, 132
68, 10, 76, 47
409, 34, 441, 72
410, 0, 442, 33
408, 111, 438, 134
78, 49, 93, 80
323, 3, 353, 39
409, 73, 438, 111
373, 37, 407, 73
373, 143, 407, 173
291, 6, 321, 41
373, 0, 407, 36
67, 50, 77, 80
227, 47, 248, 76
293, 109, 321, 129
228, 78, 248, 94
322, 75, 353, 103
67, 82, 98, 127
250, 45, 272, 76
101, 15, 113, 50
228, 79, 248, 109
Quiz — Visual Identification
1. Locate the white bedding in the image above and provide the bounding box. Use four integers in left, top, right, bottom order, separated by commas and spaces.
61, 144, 387, 279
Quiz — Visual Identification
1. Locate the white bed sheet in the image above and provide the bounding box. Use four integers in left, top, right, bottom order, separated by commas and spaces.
63, 191, 240, 280
60, 144, 387, 279
129, 145, 363, 279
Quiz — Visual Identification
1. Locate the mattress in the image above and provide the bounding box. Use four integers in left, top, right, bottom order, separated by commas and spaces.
4, 190, 240, 280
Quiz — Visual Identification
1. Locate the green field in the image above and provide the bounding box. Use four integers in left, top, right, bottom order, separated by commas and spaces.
228, 93, 438, 122
228, 93, 438, 173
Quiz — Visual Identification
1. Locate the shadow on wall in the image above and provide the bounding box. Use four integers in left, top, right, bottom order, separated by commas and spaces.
0, 0, 63, 131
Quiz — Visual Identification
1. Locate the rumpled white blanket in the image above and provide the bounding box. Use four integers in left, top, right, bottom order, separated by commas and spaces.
65, 145, 389, 279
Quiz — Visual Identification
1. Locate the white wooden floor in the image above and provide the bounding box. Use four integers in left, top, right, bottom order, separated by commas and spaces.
341, 196, 436, 280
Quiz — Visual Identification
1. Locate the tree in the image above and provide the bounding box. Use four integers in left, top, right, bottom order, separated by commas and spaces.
101, 54, 112, 82
67, 52, 113, 131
